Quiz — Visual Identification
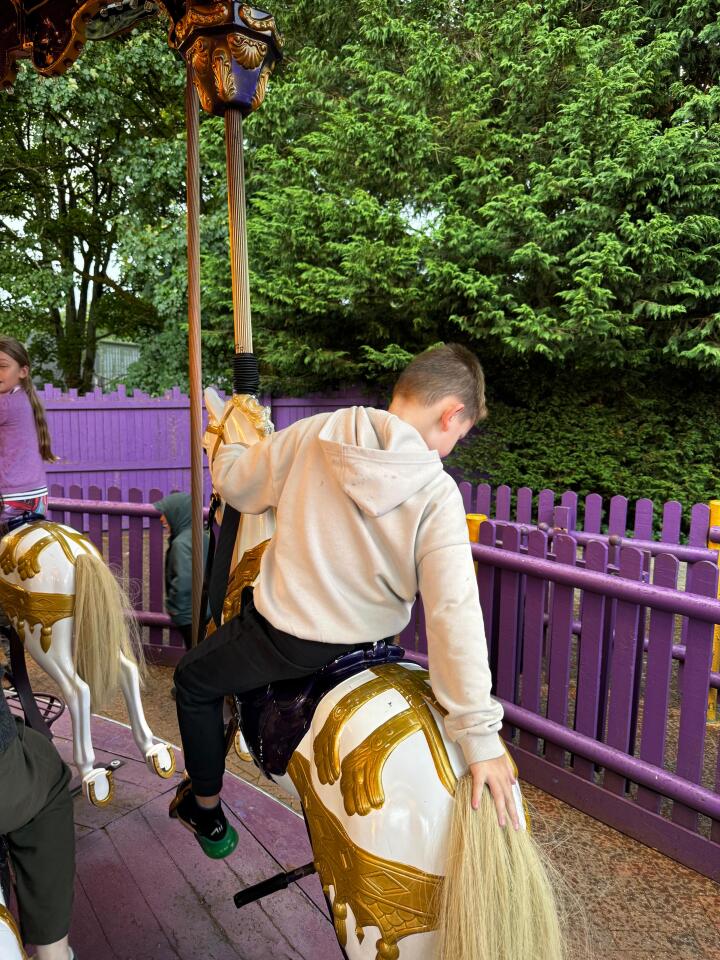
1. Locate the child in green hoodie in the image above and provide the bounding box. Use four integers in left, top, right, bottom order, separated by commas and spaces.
153, 492, 209, 651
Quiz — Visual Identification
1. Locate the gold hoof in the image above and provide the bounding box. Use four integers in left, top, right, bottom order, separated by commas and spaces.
152, 747, 176, 779
87, 770, 114, 807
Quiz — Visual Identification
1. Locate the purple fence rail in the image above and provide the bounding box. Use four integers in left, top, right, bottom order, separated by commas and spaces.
403, 520, 720, 881
41, 385, 379, 501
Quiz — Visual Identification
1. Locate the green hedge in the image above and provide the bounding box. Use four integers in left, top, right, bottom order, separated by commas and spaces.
448, 365, 720, 518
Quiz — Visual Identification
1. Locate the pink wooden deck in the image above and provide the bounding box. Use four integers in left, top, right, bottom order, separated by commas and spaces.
49, 713, 343, 960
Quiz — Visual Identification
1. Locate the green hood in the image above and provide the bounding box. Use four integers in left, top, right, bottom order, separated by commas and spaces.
153, 492, 192, 538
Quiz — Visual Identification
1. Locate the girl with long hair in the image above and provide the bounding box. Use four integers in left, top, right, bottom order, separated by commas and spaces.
0, 337, 56, 526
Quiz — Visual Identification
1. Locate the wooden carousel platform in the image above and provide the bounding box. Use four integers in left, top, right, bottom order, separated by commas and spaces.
49, 712, 343, 960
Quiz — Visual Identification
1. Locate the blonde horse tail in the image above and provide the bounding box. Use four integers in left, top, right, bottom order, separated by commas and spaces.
438, 774, 568, 960
73, 554, 145, 710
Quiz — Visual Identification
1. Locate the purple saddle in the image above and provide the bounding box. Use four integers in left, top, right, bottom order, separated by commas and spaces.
237, 640, 406, 778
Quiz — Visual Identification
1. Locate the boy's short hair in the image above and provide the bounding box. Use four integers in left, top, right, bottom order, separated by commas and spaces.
392, 343, 487, 423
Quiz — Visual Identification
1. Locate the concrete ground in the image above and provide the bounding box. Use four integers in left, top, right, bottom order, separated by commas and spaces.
15, 657, 720, 959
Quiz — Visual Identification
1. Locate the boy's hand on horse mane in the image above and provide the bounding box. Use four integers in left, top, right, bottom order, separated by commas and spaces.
469, 753, 520, 830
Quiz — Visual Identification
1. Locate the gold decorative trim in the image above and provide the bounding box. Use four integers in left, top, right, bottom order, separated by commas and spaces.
1, 521, 92, 580
314, 676, 391, 785
239, 4, 284, 47
0, 904, 27, 960
0, 578, 73, 652
212, 47, 237, 101
314, 663, 455, 813
289, 753, 440, 958
228, 33, 267, 69
250, 65, 271, 112
340, 709, 423, 817
174, 1, 230, 46
222, 539, 270, 622
188, 36, 211, 73
87, 769, 115, 807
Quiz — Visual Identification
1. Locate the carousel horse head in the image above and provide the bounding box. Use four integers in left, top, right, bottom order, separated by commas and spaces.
0, 518, 175, 805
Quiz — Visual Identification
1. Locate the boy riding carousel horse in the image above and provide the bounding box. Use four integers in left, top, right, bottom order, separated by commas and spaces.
171, 344, 518, 849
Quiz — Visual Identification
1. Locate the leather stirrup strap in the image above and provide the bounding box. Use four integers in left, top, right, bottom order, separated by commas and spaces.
207, 503, 241, 630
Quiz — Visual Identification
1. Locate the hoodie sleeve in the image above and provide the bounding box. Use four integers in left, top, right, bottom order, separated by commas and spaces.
211, 424, 302, 515
416, 485, 505, 766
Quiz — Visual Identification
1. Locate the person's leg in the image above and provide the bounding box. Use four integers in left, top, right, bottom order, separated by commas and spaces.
3, 727, 74, 957
174, 600, 354, 798
172, 601, 354, 855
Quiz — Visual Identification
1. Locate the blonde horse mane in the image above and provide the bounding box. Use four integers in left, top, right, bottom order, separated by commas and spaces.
73, 554, 145, 710
438, 774, 586, 960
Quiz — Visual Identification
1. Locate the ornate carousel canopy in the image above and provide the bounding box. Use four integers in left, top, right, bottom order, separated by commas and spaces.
0, 0, 283, 116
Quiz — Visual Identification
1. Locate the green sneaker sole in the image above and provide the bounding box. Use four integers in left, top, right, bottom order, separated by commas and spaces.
197, 823, 239, 860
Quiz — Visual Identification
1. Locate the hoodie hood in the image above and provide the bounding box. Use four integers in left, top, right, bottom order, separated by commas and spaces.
318, 407, 443, 517
153, 492, 192, 538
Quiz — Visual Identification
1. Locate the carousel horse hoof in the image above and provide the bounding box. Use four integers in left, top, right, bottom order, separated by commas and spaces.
169, 780, 239, 860
83, 768, 115, 807
146, 742, 176, 779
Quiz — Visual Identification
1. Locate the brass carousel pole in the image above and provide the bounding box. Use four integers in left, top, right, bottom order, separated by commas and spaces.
173, 3, 283, 398
185, 64, 204, 646
225, 108, 252, 358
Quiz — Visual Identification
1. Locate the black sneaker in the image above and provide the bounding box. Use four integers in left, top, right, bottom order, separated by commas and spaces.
169, 779, 238, 859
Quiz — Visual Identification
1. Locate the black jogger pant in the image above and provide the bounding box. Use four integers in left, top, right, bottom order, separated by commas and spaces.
0, 719, 75, 946
174, 600, 356, 796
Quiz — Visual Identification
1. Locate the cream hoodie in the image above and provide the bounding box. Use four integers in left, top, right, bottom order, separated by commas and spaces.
211, 406, 504, 765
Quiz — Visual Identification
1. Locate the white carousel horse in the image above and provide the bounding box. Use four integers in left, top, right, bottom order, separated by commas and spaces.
203, 388, 566, 960
0, 880, 24, 960
0, 519, 175, 805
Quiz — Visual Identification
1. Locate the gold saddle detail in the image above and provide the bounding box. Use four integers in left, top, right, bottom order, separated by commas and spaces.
315, 663, 456, 816
0, 521, 92, 580
288, 752, 441, 960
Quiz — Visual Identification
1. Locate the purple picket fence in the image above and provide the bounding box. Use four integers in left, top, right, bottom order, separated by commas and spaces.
47, 486, 188, 664
458, 481, 715, 551
404, 520, 720, 881
41, 385, 379, 501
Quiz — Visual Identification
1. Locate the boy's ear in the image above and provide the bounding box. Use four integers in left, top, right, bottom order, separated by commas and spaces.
440, 401, 465, 431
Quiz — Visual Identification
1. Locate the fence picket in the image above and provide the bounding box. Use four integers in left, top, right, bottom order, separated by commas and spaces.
633, 499, 654, 542
661, 501, 682, 544
636, 554, 679, 813
516, 487, 533, 524
128, 488, 144, 613
545, 534, 576, 766
518, 530, 548, 755
603, 547, 643, 795
496, 525, 521, 705
107, 486, 123, 576
148, 488, 166, 648
537, 489, 554, 526
583, 494, 603, 534
560, 491, 578, 530
457, 481, 472, 512
477, 521, 497, 668
495, 485, 511, 521
475, 484, 491, 516
573, 540, 608, 781
672, 560, 718, 832
87, 485, 103, 552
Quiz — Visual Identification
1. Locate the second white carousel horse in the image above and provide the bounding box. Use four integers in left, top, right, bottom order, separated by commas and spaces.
204, 388, 566, 960
0, 519, 175, 805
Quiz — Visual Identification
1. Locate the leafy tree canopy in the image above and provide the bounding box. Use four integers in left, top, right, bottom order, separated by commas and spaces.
2, 1, 720, 394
